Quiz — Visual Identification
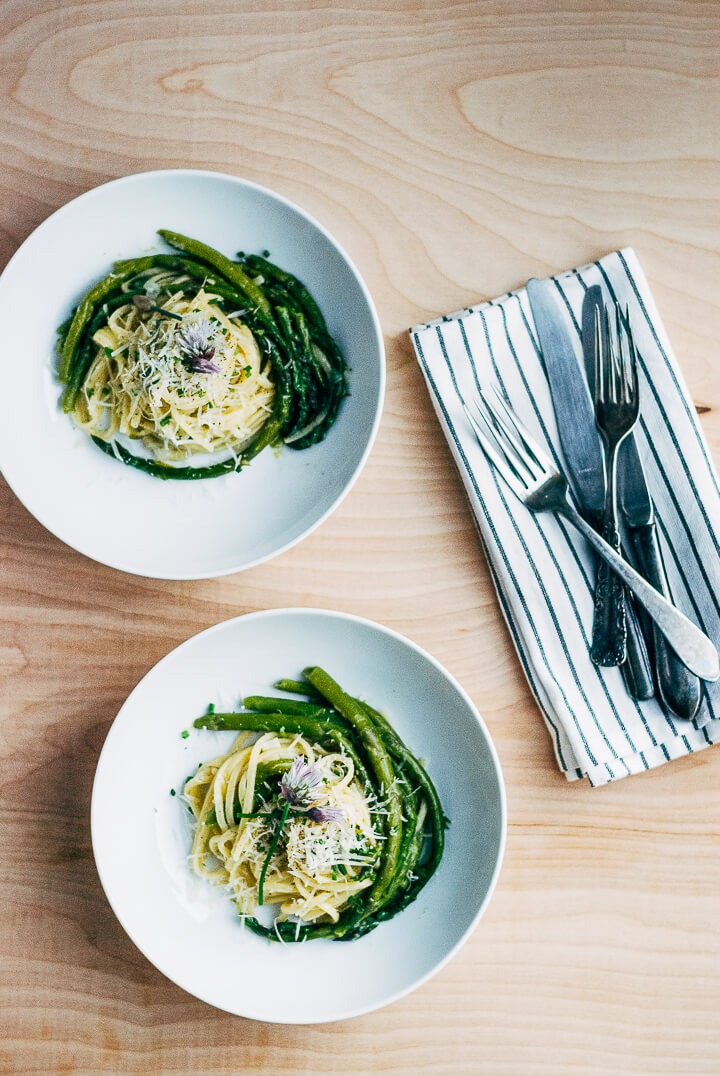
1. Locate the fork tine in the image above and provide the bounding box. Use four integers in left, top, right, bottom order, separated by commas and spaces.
484, 386, 550, 477
626, 306, 639, 402
613, 303, 629, 404
620, 304, 639, 408
461, 400, 529, 500
607, 305, 622, 405
614, 303, 631, 404
476, 394, 540, 485
469, 395, 538, 487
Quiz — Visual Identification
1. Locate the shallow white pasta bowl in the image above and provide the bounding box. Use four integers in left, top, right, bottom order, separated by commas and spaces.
0, 170, 384, 578
91, 609, 506, 1023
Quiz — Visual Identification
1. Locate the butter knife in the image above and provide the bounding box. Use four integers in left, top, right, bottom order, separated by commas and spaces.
526, 278, 654, 699
581, 287, 702, 718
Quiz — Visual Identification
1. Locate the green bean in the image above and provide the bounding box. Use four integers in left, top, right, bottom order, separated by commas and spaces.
192, 710, 372, 792
113, 256, 249, 309
61, 292, 138, 412
158, 230, 275, 327
58, 266, 141, 382
381, 769, 419, 905
273, 678, 325, 701
241, 254, 327, 336
90, 437, 242, 480
61, 336, 95, 412
273, 305, 313, 436
358, 699, 446, 882
242, 697, 335, 718
254, 757, 294, 785
303, 667, 404, 920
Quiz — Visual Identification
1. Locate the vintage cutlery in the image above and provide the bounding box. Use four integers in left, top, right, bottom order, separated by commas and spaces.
526, 279, 653, 698
590, 302, 639, 667
461, 385, 719, 682
582, 287, 702, 718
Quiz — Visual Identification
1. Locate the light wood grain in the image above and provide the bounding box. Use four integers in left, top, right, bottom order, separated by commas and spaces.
0, 1, 719, 1073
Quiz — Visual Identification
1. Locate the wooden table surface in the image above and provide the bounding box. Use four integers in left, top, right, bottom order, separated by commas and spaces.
1, 2, 718, 1073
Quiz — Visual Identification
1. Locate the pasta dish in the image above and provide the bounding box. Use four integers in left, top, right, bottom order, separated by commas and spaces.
71, 277, 275, 465
182, 665, 447, 942
57, 230, 347, 480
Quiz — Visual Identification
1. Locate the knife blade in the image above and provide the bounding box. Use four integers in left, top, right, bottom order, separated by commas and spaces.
526, 278, 654, 698
581, 286, 702, 719
526, 278, 604, 519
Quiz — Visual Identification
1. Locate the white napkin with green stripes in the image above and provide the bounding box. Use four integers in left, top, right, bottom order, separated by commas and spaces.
410, 249, 720, 785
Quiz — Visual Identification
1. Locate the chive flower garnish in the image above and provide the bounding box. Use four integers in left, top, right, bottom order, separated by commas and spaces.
257, 757, 345, 905
178, 319, 221, 375
279, 757, 323, 809
306, 804, 344, 823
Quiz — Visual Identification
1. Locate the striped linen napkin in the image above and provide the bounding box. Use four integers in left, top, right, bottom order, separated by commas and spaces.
410, 249, 720, 785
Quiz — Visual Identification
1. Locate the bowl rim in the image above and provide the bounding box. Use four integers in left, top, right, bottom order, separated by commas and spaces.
0, 169, 386, 580
90, 606, 507, 1023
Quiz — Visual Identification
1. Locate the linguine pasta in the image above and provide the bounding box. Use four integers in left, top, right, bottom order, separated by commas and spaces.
57, 231, 348, 479
184, 731, 381, 927
181, 668, 447, 942
70, 274, 275, 464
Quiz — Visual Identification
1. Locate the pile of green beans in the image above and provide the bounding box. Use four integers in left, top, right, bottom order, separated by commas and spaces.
193, 666, 448, 942
56, 232, 348, 480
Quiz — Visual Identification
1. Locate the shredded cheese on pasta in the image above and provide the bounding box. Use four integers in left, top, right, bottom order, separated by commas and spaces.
70, 274, 275, 463
184, 733, 381, 925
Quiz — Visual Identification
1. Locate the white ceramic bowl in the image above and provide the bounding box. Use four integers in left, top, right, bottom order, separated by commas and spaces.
91, 609, 506, 1023
0, 171, 384, 578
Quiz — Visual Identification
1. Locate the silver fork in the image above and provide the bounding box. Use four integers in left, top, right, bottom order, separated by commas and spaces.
462, 386, 719, 682
590, 304, 638, 667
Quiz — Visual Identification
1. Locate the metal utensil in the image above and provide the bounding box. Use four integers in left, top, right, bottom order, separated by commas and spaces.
461, 385, 719, 682
589, 303, 639, 666
582, 287, 702, 718
526, 279, 653, 698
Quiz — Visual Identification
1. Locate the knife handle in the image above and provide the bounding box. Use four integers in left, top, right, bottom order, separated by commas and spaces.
590, 521, 627, 666
621, 594, 655, 700
629, 522, 703, 719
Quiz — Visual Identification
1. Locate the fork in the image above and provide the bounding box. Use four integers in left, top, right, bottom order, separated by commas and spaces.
462, 386, 719, 682
590, 304, 637, 667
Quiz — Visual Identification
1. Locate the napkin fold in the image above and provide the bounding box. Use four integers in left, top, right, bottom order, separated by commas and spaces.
410, 249, 720, 785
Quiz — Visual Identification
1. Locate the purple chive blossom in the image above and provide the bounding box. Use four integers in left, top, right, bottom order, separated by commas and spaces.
306, 804, 344, 824
279, 757, 323, 810
178, 319, 220, 374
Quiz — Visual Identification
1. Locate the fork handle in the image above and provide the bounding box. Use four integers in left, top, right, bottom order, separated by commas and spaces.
590, 521, 627, 667
628, 521, 703, 719
558, 503, 719, 682
620, 590, 655, 700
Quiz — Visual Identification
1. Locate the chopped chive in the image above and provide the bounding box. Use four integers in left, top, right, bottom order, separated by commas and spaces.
159, 415, 171, 426
170, 788, 176, 796
181, 730, 190, 739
